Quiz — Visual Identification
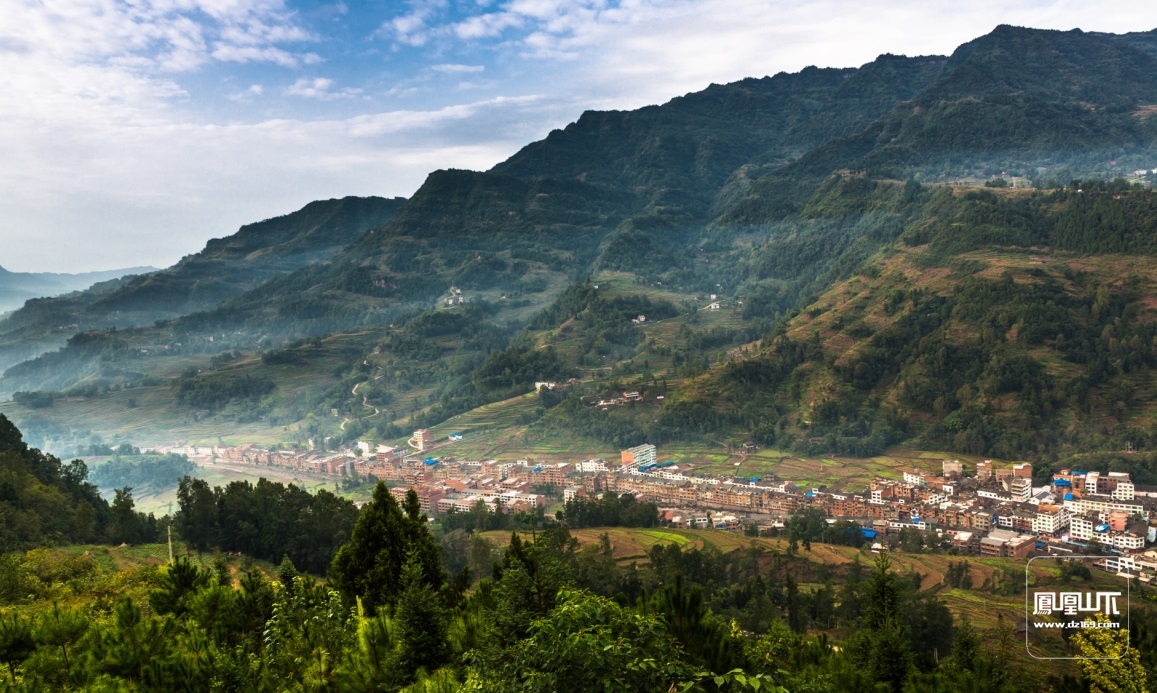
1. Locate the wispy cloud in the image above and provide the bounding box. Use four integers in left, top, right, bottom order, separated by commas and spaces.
431, 63, 486, 74
378, 0, 449, 47
285, 77, 362, 99
376, 0, 1157, 109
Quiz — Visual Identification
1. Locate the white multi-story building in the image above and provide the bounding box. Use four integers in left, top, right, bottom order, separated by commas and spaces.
1070, 514, 1096, 541
578, 460, 608, 473
1085, 471, 1100, 494
1064, 497, 1144, 517
1010, 477, 1032, 503
1068, 514, 1144, 551
1113, 480, 1136, 501
1032, 506, 1070, 534
621, 444, 657, 469
1106, 532, 1146, 551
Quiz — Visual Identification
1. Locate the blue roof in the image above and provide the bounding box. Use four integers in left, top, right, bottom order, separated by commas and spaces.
750, 477, 761, 482
1064, 493, 1074, 500
1054, 479, 1071, 487
532, 466, 542, 472
912, 517, 921, 523
1096, 524, 1109, 533
1072, 470, 1085, 475
861, 529, 878, 539
806, 492, 815, 498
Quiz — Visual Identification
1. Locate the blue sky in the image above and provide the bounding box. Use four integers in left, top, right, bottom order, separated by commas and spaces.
3, 0, 1157, 273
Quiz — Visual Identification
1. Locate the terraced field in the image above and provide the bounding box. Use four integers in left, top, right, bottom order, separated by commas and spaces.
427, 393, 540, 439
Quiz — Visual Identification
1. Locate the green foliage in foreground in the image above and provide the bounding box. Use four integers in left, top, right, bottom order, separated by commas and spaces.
3, 532, 1149, 693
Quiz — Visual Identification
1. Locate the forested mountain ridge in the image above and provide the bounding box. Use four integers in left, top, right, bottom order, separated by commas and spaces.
492, 52, 947, 216
718, 26, 1157, 225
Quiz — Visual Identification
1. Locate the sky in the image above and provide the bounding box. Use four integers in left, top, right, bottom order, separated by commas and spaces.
3, 1, 1157, 273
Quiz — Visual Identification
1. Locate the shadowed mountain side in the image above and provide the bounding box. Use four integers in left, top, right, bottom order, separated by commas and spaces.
174, 170, 634, 338
493, 54, 946, 218
717, 26, 1157, 226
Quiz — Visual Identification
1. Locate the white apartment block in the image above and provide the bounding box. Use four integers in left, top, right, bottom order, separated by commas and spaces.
1064, 497, 1144, 517
1009, 477, 1032, 503
622, 444, 657, 468
1113, 480, 1136, 501
578, 460, 608, 473
1068, 515, 1144, 550
903, 471, 925, 486
1107, 532, 1145, 551
1032, 506, 1070, 534
1070, 515, 1096, 542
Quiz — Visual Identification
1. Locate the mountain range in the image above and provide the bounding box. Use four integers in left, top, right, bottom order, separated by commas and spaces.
2, 25, 1157, 468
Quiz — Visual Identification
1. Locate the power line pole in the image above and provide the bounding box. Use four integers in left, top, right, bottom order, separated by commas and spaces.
167, 523, 174, 565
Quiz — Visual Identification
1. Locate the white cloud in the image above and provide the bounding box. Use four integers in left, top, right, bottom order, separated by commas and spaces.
0, 93, 548, 271
212, 44, 301, 67
228, 83, 265, 101
390, 0, 1157, 110
379, 0, 450, 46
285, 76, 363, 99
431, 63, 486, 73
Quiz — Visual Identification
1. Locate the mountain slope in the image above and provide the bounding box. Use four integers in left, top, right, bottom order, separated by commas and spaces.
179, 170, 632, 337
493, 53, 946, 217
660, 181, 1157, 460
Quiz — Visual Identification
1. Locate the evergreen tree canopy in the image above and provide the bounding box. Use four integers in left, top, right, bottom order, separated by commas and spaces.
328, 483, 444, 613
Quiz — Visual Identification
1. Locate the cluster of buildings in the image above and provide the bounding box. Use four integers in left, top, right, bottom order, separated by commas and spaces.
152, 435, 1157, 574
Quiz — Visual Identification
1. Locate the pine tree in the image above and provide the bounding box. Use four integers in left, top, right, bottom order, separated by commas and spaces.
0, 613, 34, 683
328, 482, 444, 613
395, 551, 449, 681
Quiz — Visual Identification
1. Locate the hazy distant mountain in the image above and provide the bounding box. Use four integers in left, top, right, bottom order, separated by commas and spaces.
0, 265, 156, 315
0, 195, 405, 374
